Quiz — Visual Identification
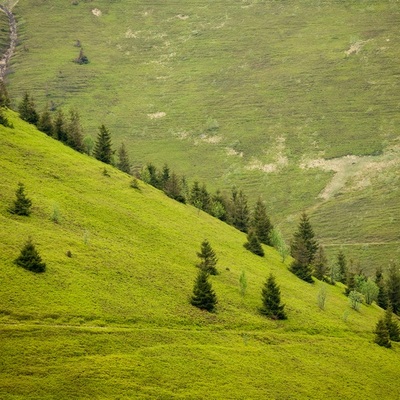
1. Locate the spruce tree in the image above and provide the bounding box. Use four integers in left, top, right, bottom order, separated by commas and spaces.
190, 269, 217, 312
375, 267, 389, 310
9, 183, 32, 216
244, 230, 264, 257
14, 237, 46, 273
117, 142, 131, 174
0, 108, 12, 128
66, 109, 84, 152
94, 124, 113, 164
196, 239, 218, 275
37, 109, 53, 136
337, 250, 347, 284
345, 272, 356, 296
260, 274, 287, 320
250, 198, 273, 245
164, 172, 185, 203
231, 188, 249, 233
18, 92, 39, 125
289, 237, 313, 283
374, 318, 391, 348
384, 305, 400, 342
314, 245, 327, 281
387, 263, 400, 315
53, 109, 68, 143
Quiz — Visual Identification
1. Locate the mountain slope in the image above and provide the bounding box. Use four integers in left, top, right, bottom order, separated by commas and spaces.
5, 0, 400, 272
0, 112, 399, 399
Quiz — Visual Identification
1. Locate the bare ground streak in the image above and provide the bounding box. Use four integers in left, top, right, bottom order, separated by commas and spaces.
0, 3, 17, 80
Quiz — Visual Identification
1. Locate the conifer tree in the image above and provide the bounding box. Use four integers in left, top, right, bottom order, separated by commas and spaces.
37, 109, 53, 136
244, 230, 264, 257
159, 164, 170, 189
250, 198, 273, 245
164, 172, 185, 203
337, 250, 347, 284
189, 181, 203, 209
314, 245, 328, 281
260, 274, 287, 320
14, 237, 46, 273
190, 269, 217, 312
117, 142, 131, 174
387, 262, 400, 315
375, 267, 389, 310
94, 124, 113, 164
290, 212, 318, 265
196, 239, 218, 275
0, 108, 12, 127
66, 109, 84, 152
9, 183, 32, 216
18, 92, 39, 125
289, 237, 313, 283
53, 109, 68, 143
345, 272, 356, 296
0, 79, 10, 108
384, 305, 400, 342
374, 318, 391, 348
231, 187, 249, 233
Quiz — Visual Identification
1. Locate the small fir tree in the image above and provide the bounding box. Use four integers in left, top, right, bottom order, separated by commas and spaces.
345, 272, 356, 296
53, 109, 68, 143
190, 269, 217, 312
9, 183, 32, 216
37, 109, 53, 136
0, 108, 12, 128
231, 188, 249, 233
314, 245, 328, 281
387, 262, 400, 315
385, 305, 400, 342
117, 142, 131, 174
18, 92, 39, 125
66, 109, 84, 152
196, 239, 218, 275
250, 198, 273, 245
337, 250, 347, 284
260, 274, 287, 320
14, 238, 46, 273
94, 124, 113, 164
244, 230, 264, 257
375, 267, 389, 309
289, 237, 313, 283
374, 318, 391, 348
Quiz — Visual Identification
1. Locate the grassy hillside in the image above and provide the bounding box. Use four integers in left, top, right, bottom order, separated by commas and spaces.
0, 112, 399, 399
3, 0, 400, 272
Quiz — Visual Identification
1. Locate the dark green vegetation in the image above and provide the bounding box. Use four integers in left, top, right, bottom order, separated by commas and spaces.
0, 111, 399, 399
5, 0, 400, 273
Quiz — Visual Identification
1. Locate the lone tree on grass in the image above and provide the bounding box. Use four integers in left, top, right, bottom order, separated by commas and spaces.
196, 239, 218, 275
374, 318, 391, 348
14, 238, 46, 273
94, 124, 114, 164
9, 183, 32, 216
244, 230, 264, 257
260, 274, 287, 320
190, 269, 217, 312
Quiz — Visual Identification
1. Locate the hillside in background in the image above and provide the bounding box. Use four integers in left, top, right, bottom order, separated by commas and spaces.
0, 111, 399, 399
4, 0, 400, 273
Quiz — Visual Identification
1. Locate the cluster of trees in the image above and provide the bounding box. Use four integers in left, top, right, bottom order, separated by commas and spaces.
140, 163, 274, 257
374, 305, 400, 348
191, 240, 286, 319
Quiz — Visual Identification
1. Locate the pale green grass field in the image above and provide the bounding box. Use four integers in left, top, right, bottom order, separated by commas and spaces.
0, 113, 399, 399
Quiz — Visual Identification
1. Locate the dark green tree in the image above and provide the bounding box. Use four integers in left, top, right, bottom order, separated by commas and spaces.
37, 109, 53, 136
18, 92, 39, 125
14, 237, 46, 273
0, 108, 12, 128
0, 79, 10, 108
250, 198, 273, 245
244, 230, 264, 257
53, 109, 68, 143
374, 318, 391, 348
159, 164, 170, 189
74, 48, 89, 64
289, 237, 313, 283
345, 272, 356, 296
387, 262, 400, 315
375, 267, 389, 310
196, 239, 218, 275
314, 245, 328, 281
190, 269, 217, 312
9, 183, 32, 216
117, 142, 131, 174
66, 109, 84, 152
231, 187, 249, 233
290, 212, 318, 265
337, 250, 347, 284
260, 274, 287, 320
164, 172, 185, 203
384, 305, 400, 342
94, 124, 113, 164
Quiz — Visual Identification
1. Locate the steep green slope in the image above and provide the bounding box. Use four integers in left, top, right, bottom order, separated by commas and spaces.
0, 112, 399, 399
4, 0, 400, 271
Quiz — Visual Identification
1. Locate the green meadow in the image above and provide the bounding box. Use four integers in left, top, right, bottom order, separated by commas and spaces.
4, 0, 400, 272
0, 112, 399, 399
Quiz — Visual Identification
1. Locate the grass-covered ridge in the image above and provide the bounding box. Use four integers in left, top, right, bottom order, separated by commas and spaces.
4, 0, 400, 271
0, 112, 399, 399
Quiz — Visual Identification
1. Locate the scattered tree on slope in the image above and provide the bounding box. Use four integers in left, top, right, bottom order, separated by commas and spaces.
191, 269, 217, 312
260, 274, 287, 320
9, 182, 32, 216
14, 237, 46, 273
196, 239, 218, 275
